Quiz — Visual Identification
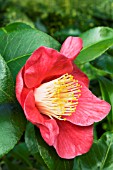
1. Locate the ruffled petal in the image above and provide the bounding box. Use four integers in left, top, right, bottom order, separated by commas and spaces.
24, 46, 73, 88
64, 81, 111, 126
16, 67, 24, 105
16, 66, 30, 107
39, 123, 59, 146
60, 36, 83, 60
54, 121, 93, 159
71, 63, 89, 87
24, 90, 59, 145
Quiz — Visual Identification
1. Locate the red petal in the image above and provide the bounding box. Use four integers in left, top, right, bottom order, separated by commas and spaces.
24, 90, 59, 145
54, 121, 93, 159
60, 37, 83, 60
65, 81, 111, 126
71, 63, 89, 87
16, 67, 24, 105
24, 46, 73, 88
39, 123, 59, 146
16, 67, 30, 107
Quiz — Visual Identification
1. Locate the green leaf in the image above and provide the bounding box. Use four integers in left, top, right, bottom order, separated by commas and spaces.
0, 28, 5, 36
25, 123, 73, 170
98, 77, 113, 129
0, 103, 26, 158
91, 53, 113, 74
11, 143, 32, 167
0, 53, 26, 158
25, 123, 50, 170
73, 132, 113, 170
0, 22, 61, 80
4, 158, 20, 170
4, 22, 33, 32
75, 27, 113, 64
0, 54, 15, 104
78, 62, 106, 81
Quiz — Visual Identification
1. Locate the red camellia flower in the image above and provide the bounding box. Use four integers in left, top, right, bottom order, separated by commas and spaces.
16, 37, 111, 159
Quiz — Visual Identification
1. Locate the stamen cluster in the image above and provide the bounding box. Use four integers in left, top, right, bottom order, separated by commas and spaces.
34, 73, 82, 120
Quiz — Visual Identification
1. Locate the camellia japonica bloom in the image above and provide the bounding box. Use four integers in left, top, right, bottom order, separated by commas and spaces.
16, 37, 111, 159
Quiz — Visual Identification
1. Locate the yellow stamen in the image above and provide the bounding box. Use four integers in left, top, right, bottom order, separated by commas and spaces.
34, 73, 82, 121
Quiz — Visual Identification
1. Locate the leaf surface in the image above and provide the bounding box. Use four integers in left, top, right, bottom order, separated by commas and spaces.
75, 27, 113, 64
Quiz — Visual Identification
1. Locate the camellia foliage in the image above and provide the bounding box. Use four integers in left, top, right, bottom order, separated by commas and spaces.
0, 22, 113, 169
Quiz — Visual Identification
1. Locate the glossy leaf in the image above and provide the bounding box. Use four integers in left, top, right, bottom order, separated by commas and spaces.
98, 77, 113, 128
0, 103, 26, 158
73, 132, 113, 170
4, 22, 33, 32
25, 123, 73, 170
75, 27, 113, 64
91, 53, 113, 74
0, 54, 14, 104
0, 22, 61, 80
0, 54, 26, 158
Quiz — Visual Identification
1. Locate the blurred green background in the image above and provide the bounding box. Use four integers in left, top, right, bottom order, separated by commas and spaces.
1, 0, 113, 42
0, 0, 113, 169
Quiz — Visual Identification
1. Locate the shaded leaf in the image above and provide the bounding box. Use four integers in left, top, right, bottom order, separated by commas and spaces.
91, 53, 113, 74
98, 77, 113, 129
11, 143, 32, 167
0, 103, 26, 158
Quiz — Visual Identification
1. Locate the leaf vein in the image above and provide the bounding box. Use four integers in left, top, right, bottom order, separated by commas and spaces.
6, 54, 31, 64
0, 87, 14, 102
100, 141, 111, 170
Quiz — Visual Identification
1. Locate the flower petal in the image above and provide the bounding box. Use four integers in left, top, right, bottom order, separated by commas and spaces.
16, 67, 24, 105
39, 123, 59, 146
60, 36, 83, 60
54, 121, 93, 159
64, 81, 111, 126
16, 66, 30, 107
24, 90, 59, 145
24, 46, 73, 88
71, 63, 89, 87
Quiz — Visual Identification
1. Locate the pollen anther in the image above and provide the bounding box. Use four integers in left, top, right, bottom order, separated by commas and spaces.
34, 73, 82, 121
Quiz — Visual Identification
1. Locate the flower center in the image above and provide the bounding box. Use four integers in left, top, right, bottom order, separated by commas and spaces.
34, 73, 82, 120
